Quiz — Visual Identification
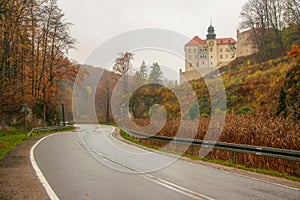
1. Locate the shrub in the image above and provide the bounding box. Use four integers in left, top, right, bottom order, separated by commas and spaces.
188, 102, 199, 120
236, 106, 251, 115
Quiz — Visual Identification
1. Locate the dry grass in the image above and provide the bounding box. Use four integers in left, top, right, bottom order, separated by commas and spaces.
122, 114, 300, 177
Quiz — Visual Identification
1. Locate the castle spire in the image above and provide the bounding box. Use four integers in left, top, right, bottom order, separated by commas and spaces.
206, 19, 216, 40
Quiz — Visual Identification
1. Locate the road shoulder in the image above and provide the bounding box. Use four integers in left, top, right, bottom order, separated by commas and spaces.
0, 135, 49, 200
112, 126, 300, 190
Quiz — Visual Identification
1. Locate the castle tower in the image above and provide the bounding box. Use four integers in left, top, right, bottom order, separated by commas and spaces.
206, 21, 216, 40
206, 21, 217, 67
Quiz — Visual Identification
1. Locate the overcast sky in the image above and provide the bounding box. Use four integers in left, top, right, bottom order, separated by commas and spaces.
57, 0, 248, 66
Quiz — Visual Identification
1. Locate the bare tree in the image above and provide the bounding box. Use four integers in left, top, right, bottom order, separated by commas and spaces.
240, 0, 268, 58
267, 0, 285, 55
96, 70, 118, 122
113, 52, 134, 92
239, 0, 300, 60
284, 0, 300, 26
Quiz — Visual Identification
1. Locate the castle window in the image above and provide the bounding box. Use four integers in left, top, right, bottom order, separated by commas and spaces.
188, 49, 191, 53
190, 63, 192, 67
211, 56, 213, 58
220, 55, 223, 59
210, 48, 213, 52
220, 48, 223, 53
202, 61, 205, 65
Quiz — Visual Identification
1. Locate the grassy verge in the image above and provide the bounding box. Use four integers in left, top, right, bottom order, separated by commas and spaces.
0, 127, 75, 160
119, 129, 300, 182
0, 129, 27, 159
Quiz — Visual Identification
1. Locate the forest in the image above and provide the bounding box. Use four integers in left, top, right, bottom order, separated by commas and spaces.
0, 0, 79, 127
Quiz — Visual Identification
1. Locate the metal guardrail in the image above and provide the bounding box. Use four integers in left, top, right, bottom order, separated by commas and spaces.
27, 125, 73, 138
124, 128, 300, 163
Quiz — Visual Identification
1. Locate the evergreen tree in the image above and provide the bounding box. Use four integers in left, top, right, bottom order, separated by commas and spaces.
139, 60, 148, 80
148, 62, 163, 84
134, 60, 148, 83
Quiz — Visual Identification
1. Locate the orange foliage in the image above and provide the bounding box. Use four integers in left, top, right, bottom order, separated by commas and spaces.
288, 44, 300, 60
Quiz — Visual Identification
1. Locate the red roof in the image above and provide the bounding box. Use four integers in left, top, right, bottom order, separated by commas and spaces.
186, 36, 236, 46
216, 38, 236, 45
185, 36, 206, 46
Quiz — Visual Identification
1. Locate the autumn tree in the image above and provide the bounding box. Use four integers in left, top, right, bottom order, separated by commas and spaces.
0, 0, 78, 127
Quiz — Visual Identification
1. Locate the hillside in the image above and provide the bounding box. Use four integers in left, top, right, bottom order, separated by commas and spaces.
183, 54, 298, 117
123, 48, 300, 176
126, 47, 300, 120
220, 56, 295, 114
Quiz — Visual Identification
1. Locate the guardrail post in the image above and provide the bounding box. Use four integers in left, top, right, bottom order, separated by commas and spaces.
232, 151, 236, 164
191, 145, 194, 156
62, 104, 66, 126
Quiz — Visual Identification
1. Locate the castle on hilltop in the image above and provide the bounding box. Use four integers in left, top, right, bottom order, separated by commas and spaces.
180, 23, 257, 84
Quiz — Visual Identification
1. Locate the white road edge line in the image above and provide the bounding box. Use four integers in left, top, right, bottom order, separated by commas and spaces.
142, 173, 214, 200
107, 126, 157, 153
31, 125, 214, 200
99, 125, 214, 200
30, 133, 61, 200
220, 169, 300, 192
105, 125, 300, 192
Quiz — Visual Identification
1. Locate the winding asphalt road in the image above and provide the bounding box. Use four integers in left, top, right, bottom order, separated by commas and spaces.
33, 124, 300, 200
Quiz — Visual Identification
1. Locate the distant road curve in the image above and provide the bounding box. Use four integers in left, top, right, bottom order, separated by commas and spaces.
32, 124, 300, 200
